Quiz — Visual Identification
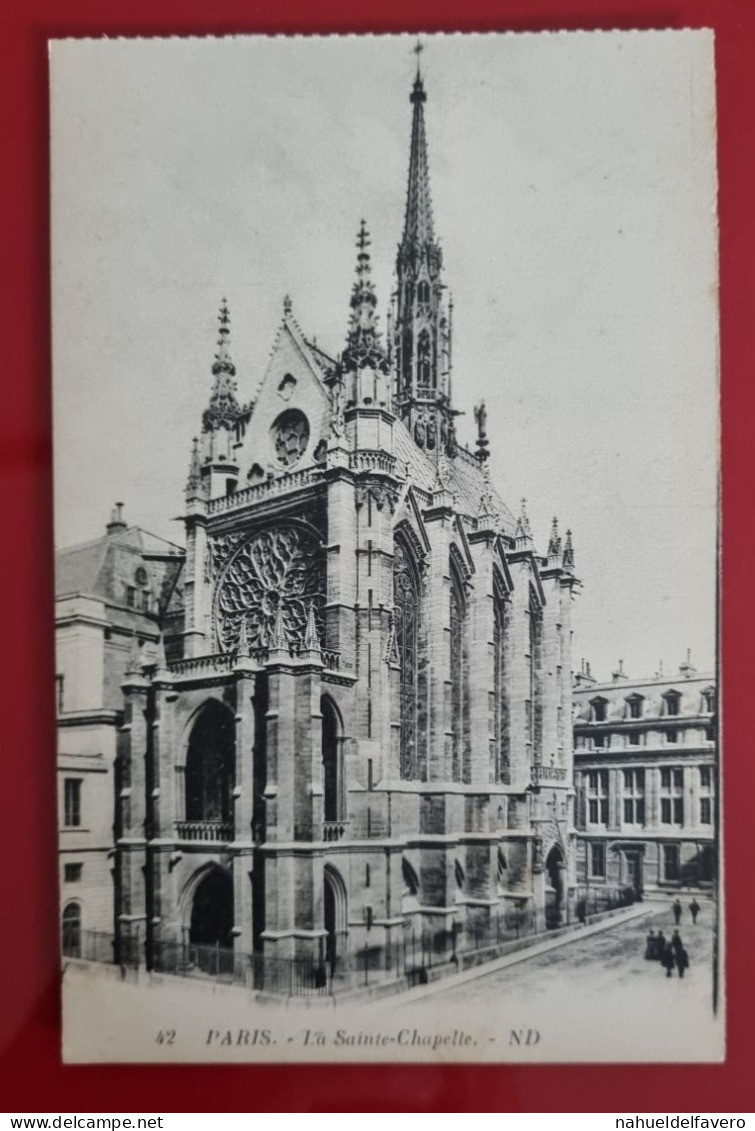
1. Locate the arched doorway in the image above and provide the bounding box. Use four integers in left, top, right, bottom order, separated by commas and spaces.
545, 844, 565, 929
62, 901, 81, 958
188, 867, 234, 973
321, 696, 341, 827
323, 864, 347, 972
185, 700, 235, 829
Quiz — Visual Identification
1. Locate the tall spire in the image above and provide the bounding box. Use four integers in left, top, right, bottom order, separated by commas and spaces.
342, 220, 388, 373
393, 52, 455, 456
402, 59, 435, 255
202, 298, 243, 432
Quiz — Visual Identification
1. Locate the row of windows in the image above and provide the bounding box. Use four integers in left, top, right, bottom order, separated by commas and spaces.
588, 842, 714, 884
582, 725, 715, 749
589, 687, 715, 722
584, 766, 713, 828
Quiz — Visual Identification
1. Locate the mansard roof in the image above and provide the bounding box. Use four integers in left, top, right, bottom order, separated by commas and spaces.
56, 525, 184, 601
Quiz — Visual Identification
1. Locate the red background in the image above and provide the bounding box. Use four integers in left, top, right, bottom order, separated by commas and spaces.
1, 0, 752, 1112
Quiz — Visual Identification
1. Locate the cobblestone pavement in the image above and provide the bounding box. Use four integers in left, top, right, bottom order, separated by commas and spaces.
407, 898, 717, 1011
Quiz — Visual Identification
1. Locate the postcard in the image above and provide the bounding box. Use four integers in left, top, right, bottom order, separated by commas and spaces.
52, 29, 721, 1062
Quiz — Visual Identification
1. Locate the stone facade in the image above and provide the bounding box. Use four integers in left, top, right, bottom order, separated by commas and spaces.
85, 68, 581, 979
55, 507, 185, 951
573, 658, 717, 897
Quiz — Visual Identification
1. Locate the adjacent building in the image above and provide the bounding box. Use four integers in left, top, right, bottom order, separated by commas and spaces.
573, 657, 717, 898
55, 508, 184, 953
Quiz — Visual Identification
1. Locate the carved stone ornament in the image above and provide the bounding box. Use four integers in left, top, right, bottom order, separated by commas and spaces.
270, 409, 310, 468
214, 523, 325, 653
355, 483, 400, 514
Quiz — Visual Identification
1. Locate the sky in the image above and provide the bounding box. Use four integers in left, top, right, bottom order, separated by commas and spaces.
50, 30, 719, 681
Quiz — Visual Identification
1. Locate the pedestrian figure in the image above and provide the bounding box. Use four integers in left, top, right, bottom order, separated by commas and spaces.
671, 928, 684, 955
689, 899, 701, 924
661, 942, 676, 977
644, 929, 657, 960
672, 898, 682, 925
576, 898, 586, 925
675, 946, 690, 978
655, 930, 666, 960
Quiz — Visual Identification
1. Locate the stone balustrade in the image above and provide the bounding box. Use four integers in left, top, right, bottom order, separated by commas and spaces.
175, 820, 233, 842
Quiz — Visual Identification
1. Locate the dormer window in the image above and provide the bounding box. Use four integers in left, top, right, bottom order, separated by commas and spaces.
591, 697, 608, 723
701, 686, 716, 714
662, 690, 682, 717
625, 693, 644, 720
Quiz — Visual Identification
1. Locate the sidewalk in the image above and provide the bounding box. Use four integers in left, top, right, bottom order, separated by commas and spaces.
391, 902, 653, 1006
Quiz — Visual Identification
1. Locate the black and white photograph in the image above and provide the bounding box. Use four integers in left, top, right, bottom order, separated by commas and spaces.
52, 30, 721, 1063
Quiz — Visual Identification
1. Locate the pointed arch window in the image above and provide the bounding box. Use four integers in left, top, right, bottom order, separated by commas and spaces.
493, 583, 510, 783
185, 701, 235, 827
417, 329, 432, 389
394, 538, 421, 780
449, 566, 468, 782
528, 589, 543, 760
417, 280, 430, 306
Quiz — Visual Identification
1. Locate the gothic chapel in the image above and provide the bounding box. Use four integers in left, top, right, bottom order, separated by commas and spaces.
115, 64, 579, 983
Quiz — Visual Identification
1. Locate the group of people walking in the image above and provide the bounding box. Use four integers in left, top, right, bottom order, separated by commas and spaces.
644, 899, 700, 979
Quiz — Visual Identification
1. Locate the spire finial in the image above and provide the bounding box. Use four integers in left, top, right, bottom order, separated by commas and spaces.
413, 39, 424, 80
283, 294, 292, 316
202, 297, 242, 433
342, 219, 388, 373
515, 498, 533, 549
269, 600, 289, 654
303, 601, 321, 654
563, 528, 575, 570
547, 516, 562, 561
473, 401, 489, 462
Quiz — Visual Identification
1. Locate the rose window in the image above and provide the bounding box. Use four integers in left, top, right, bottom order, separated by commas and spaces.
215, 524, 324, 654
270, 409, 309, 468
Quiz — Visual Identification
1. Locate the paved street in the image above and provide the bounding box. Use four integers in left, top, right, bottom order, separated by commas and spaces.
402, 898, 718, 1014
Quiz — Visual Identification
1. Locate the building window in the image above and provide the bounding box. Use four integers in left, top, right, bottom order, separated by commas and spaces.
622, 769, 645, 826
663, 844, 680, 883
628, 731, 641, 746
701, 686, 716, 713
663, 690, 682, 716
699, 765, 713, 825
591, 697, 607, 723
626, 694, 644, 719
528, 590, 543, 761
56, 673, 65, 713
141, 590, 150, 612
587, 770, 608, 825
125, 585, 136, 608
593, 732, 606, 749
64, 863, 83, 882
665, 729, 678, 744
589, 842, 606, 878
705, 724, 715, 742
417, 329, 432, 389
493, 587, 510, 782
394, 538, 421, 781
64, 779, 82, 827
660, 768, 683, 826
62, 902, 82, 957
449, 568, 468, 782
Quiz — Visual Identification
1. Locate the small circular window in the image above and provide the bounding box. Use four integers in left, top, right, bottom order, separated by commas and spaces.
270, 409, 309, 468
135, 565, 148, 586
